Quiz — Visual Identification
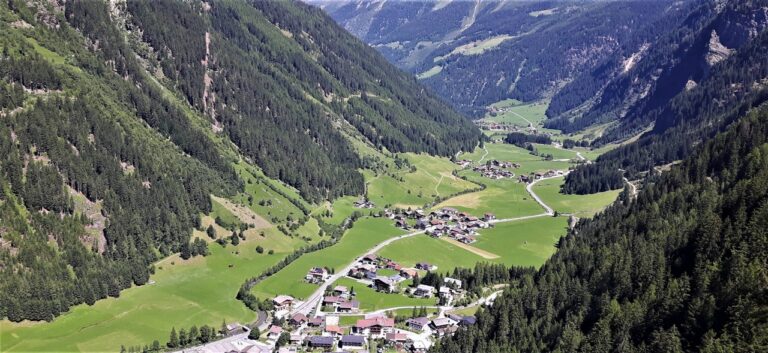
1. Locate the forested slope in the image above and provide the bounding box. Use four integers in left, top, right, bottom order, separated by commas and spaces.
0, 0, 477, 322
563, 5, 768, 194
317, 0, 687, 115
432, 92, 768, 353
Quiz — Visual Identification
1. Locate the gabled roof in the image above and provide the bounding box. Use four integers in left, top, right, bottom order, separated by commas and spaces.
339, 300, 360, 309
407, 317, 430, 326
323, 296, 346, 304
308, 336, 334, 345
268, 325, 283, 334
355, 317, 395, 328
341, 335, 366, 345
325, 325, 344, 334
272, 295, 294, 304
385, 333, 408, 342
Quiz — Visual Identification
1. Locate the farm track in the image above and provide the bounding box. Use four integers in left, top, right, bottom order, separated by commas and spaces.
289, 174, 563, 317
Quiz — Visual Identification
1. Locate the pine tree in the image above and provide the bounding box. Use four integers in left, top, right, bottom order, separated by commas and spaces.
168, 327, 178, 348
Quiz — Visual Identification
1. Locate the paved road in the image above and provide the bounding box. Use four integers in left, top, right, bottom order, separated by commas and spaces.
290, 174, 563, 317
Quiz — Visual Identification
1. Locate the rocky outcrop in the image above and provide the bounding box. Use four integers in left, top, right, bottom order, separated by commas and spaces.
705, 30, 732, 67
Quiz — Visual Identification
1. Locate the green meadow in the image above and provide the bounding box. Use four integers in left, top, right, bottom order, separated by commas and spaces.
473, 216, 569, 267
377, 235, 487, 273
0, 228, 306, 353
533, 176, 620, 217
250, 218, 405, 300
331, 278, 436, 312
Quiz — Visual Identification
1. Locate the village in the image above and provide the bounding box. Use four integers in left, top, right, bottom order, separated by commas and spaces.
262, 269, 475, 353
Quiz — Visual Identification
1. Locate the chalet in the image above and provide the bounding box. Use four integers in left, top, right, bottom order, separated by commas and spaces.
415, 209, 425, 217
323, 296, 346, 309
400, 268, 418, 279
385, 333, 408, 344
429, 219, 444, 226
338, 300, 360, 313
340, 335, 366, 349
519, 175, 531, 183
364, 270, 378, 280
385, 261, 402, 271
395, 219, 409, 229
352, 317, 395, 337
305, 267, 328, 283
439, 286, 452, 300
333, 285, 349, 297
406, 317, 430, 331
272, 295, 294, 311
431, 317, 459, 338
308, 316, 324, 327
414, 284, 435, 298
457, 235, 476, 244
444, 277, 462, 289
289, 313, 308, 327
414, 218, 428, 229
373, 277, 396, 293
441, 207, 458, 215
289, 333, 303, 345
324, 325, 344, 337
267, 325, 283, 340
354, 199, 375, 209
224, 323, 245, 336
361, 254, 378, 264
307, 336, 334, 349
416, 262, 432, 271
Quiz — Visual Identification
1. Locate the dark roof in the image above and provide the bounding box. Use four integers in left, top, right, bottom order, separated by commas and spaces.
308, 336, 334, 346
341, 335, 366, 345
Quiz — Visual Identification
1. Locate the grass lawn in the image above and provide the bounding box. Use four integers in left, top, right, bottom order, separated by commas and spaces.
473, 217, 569, 268
532, 144, 579, 160
434, 174, 542, 219
533, 176, 620, 217
332, 278, 436, 312
0, 228, 306, 353
250, 218, 405, 300
377, 235, 486, 273
416, 65, 442, 79
483, 101, 549, 127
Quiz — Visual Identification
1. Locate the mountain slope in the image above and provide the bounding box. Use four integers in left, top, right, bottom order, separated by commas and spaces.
433, 102, 768, 353
315, 0, 689, 115
0, 0, 477, 323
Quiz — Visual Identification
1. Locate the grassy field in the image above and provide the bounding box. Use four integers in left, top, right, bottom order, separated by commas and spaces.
377, 235, 487, 273
533, 176, 620, 217
250, 218, 405, 300
483, 101, 549, 127
416, 65, 442, 79
473, 217, 568, 268
331, 278, 436, 312
532, 144, 580, 160
0, 228, 307, 353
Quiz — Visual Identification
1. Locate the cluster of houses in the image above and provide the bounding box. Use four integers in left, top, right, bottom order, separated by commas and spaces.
421, 207, 496, 245
305, 267, 330, 284
518, 169, 564, 183
267, 301, 475, 352
472, 160, 519, 179
322, 286, 360, 313
353, 198, 375, 209
347, 254, 436, 296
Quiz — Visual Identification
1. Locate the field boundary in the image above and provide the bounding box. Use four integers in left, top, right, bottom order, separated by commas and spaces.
441, 237, 500, 259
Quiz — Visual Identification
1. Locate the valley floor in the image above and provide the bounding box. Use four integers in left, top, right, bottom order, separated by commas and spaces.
1, 136, 619, 353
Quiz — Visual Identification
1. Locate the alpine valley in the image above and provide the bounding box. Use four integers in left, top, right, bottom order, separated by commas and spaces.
0, 1, 766, 353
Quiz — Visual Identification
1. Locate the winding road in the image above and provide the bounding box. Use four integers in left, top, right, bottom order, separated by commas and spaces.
289, 174, 563, 317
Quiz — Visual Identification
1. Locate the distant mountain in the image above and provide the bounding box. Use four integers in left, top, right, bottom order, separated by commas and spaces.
0, 0, 478, 322
314, 0, 690, 116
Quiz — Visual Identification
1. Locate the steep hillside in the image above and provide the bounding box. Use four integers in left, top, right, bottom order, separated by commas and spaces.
548, 0, 768, 139
0, 0, 477, 323
433, 99, 768, 353
563, 1, 768, 194
315, 0, 688, 115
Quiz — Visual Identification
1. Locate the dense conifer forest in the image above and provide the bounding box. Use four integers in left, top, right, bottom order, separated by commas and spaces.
432, 99, 768, 353
0, 0, 479, 322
